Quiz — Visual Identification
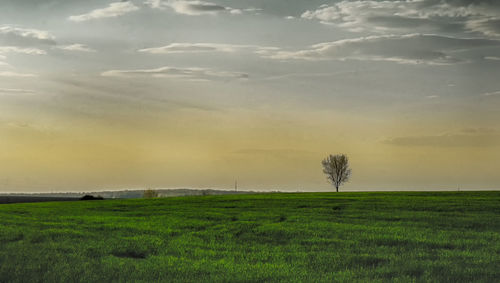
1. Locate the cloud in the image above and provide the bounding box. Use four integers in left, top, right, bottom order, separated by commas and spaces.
466, 17, 500, 37
101, 66, 248, 81
482, 90, 500, 96
233, 148, 313, 158
229, 9, 242, 15
0, 25, 56, 46
0, 26, 54, 63
139, 43, 249, 54
0, 54, 6, 66
484, 56, 500, 60
138, 43, 277, 54
385, 128, 500, 147
0, 88, 36, 95
68, 2, 139, 22
259, 33, 500, 65
301, 1, 460, 31
301, 0, 500, 37
0, 46, 46, 55
460, 127, 498, 134
144, 0, 163, 9
55, 44, 96, 52
0, 71, 37, 77
147, 0, 241, 16
242, 7, 263, 13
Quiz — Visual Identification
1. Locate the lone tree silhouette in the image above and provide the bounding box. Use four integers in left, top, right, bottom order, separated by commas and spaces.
322, 154, 351, 192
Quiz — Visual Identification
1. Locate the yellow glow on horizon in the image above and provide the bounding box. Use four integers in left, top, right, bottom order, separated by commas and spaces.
1, 105, 499, 192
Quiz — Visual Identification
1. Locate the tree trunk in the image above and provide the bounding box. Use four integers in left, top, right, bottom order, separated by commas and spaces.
336, 186, 339, 192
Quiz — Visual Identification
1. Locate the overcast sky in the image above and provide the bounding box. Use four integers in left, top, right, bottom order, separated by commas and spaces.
1, 0, 499, 192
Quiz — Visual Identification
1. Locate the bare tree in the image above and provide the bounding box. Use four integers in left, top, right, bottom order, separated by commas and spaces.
322, 154, 351, 192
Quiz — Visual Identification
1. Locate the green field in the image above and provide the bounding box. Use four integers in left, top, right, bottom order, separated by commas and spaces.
1, 192, 500, 282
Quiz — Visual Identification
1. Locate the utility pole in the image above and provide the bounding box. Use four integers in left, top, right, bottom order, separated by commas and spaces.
234, 180, 238, 192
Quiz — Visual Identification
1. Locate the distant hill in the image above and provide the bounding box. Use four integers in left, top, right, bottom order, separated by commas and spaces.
0, 188, 257, 203
0, 196, 78, 204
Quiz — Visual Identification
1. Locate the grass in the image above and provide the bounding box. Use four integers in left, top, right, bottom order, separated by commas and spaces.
1, 191, 500, 282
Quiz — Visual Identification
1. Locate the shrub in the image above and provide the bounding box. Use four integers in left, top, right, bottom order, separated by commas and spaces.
143, 189, 159, 198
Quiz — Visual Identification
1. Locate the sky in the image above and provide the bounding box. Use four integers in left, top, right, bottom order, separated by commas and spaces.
0, 0, 499, 192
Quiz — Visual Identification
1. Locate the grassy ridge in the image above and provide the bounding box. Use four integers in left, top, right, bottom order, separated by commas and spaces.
1, 191, 499, 282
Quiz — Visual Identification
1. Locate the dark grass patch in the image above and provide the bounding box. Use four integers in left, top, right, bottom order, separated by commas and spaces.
277, 215, 287, 222
423, 241, 456, 250
0, 232, 24, 243
400, 265, 426, 278
84, 246, 104, 259
232, 223, 260, 238
111, 250, 148, 259
297, 204, 312, 208
8, 210, 30, 215
373, 237, 410, 247
109, 237, 160, 260
252, 228, 292, 245
348, 254, 388, 268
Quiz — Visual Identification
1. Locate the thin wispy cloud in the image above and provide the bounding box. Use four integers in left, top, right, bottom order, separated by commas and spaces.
101, 66, 248, 81
0, 25, 56, 46
482, 90, 500, 96
68, 2, 139, 22
259, 34, 500, 65
0, 88, 36, 95
260, 71, 357, 81
484, 56, 500, 61
385, 128, 500, 147
140, 43, 249, 54
0, 71, 37, 77
0, 54, 6, 66
233, 148, 314, 159
466, 17, 500, 37
0, 26, 54, 41
0, 46, 46, 55
55, 44, 96, 52
146, 0, 242, 16
139, 43, 278, 54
